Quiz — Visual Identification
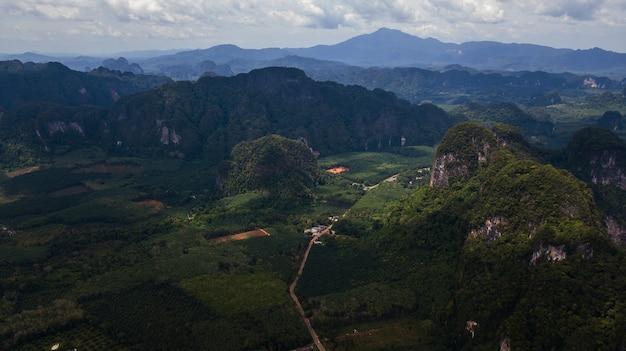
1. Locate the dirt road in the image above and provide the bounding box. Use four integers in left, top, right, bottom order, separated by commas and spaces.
289, 230, 328, 351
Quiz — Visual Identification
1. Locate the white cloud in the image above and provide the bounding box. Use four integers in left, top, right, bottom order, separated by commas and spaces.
424, 0, 505, 24
1, 0, 86, 20
104, 0, 209, 23
523, 0, 605, 20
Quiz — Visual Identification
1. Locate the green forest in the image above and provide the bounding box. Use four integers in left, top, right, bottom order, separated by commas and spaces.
0, 62, 626, 350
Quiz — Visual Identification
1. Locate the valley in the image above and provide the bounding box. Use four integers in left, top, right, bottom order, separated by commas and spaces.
0, 145, 436, 350
0, 45, 626, 350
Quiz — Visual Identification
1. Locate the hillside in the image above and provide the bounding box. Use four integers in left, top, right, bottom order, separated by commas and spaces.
558, 127, 626, 245
222, 134, 321, 208
102, 67, 460, 163
0, 60, 171, 112
297, 122, 626, 349
0, 65, 461, 170
449, 102, 554, 146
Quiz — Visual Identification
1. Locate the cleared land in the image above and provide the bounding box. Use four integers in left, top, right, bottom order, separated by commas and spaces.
208, 228, 271, 243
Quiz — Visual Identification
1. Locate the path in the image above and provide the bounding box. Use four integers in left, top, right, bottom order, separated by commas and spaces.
289, 172, 399, 350
289, 230, 328, 351
362, 173, 400, 191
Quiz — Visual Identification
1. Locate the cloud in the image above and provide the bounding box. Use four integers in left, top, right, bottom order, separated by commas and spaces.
249, 1, 430, 29
424, 0, 505, 24
524, 0, 605, 20
0, 0, 86, 20
103, 0, 210, 24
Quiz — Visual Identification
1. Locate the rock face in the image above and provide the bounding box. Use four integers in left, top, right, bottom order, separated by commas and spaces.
500, 337, 511, 351
469, 217, 508, 242
605, 216, 626, 246
430, 153, 463, 187
530, 244, 567, 266
589, 150, 626, 190
430, 122, 496, 187
159, 126, 181, 145
45, 121, 85, 136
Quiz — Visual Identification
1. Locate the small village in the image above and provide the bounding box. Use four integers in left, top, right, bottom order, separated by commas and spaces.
303, 216, 339, 246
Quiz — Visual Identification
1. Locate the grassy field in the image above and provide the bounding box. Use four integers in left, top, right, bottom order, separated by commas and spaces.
318, 147, 435, 185
329, 318, 439, 351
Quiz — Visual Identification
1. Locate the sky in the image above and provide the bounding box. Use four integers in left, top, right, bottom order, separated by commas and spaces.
1, 0, 625, 55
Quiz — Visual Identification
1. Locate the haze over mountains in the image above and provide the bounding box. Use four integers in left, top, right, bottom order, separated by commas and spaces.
3, 28, 626, 80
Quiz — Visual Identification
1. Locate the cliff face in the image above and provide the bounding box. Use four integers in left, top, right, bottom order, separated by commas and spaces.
430, 122, 495, 187
429, 153, 463, 187
588, 150, 626, 190
606, 216, 626, 246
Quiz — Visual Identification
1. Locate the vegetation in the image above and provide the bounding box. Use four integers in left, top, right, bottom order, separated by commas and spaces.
296, 122, 626, 350
1, 60, 626, 350
222, 134, 320, 208
0, 61, 171, 112
450, 103, 554, 146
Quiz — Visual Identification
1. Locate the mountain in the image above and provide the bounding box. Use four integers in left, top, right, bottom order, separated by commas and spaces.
0, 65, 461, 168
289, 28, 457, 67
0, 53, 105, 72
304, 66, 623, 106
7, 28, 626, 79
130, 28, 626, 78
101, 57, 144, 74
103, 67, 460, 163
318, 122, 626, 349
558, 126, 626, 245
289, 28, 626, 74
137, 44, 287, 76
450, 102, 555, 145
0, 60, 171, 112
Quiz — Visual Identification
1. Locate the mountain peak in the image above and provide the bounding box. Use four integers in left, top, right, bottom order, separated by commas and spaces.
347, 27, 441, 46
370, 27, 408, 36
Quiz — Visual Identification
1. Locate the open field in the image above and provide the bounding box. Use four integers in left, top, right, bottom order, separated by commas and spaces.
318, 147, 435, 185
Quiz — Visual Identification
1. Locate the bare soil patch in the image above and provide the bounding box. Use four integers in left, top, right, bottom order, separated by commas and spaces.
136, 199, 165, 211
326, 166, 350, 174
7, 165, 49, 178
209, 229, 270, 244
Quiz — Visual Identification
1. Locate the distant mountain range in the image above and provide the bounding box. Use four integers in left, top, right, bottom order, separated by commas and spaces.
3, 28, 626, 80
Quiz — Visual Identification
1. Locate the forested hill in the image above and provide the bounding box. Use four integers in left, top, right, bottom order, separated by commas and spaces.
368, 122, 626, 349
0, 65, 461, 168
103, 67, 461, 163
0, 60, 171, 112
